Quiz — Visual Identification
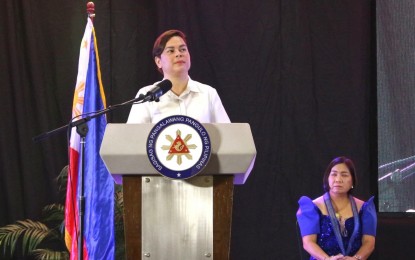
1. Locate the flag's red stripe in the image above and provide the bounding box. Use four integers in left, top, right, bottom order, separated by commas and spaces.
65, 147, 79, 255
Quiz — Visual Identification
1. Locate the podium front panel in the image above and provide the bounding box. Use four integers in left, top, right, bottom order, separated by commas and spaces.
141, 176, 213, 259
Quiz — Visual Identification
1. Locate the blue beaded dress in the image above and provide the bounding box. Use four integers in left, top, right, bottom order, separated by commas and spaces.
297, 196, 376, 259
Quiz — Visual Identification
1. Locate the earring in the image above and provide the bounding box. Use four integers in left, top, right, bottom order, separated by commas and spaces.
351, 186, 354, 189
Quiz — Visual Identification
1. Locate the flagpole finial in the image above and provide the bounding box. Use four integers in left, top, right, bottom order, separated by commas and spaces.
87, 2, 95, 20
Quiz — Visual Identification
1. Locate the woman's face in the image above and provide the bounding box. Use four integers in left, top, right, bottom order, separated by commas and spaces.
328, 163, 353, 194
155, 36, 191, 77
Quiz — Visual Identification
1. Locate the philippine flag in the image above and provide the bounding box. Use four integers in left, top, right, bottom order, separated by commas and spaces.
64, 17, 115, 260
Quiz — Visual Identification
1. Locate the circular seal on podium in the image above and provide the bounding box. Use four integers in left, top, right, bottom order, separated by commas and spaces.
146, 115, 211, 179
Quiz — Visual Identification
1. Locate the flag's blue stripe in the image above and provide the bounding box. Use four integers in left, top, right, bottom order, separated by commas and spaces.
80, 32, 115, 260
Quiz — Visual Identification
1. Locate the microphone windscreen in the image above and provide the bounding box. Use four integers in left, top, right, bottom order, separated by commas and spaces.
159, 79, 172, 93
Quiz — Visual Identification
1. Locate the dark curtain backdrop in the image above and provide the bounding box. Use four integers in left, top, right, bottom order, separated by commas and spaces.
0, 0, 381, 259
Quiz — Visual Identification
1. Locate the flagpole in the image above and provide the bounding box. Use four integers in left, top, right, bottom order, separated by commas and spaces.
87, 2, 95, 21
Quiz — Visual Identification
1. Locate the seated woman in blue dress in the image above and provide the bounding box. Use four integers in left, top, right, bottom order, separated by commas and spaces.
296, 156, 377, 260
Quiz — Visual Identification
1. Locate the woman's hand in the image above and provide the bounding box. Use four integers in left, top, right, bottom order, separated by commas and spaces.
326, 254, 344, 260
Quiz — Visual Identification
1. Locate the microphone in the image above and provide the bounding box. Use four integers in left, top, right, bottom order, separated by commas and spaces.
393, 161, 415, 182
378, 160, 415, 182
143, 79, 172, 102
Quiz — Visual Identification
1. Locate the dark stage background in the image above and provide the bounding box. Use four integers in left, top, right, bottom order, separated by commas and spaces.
1, 0, 414, 259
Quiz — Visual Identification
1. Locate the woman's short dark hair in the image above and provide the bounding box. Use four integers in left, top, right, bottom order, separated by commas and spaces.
152, 29, 187, 59
323, 156, 357, 193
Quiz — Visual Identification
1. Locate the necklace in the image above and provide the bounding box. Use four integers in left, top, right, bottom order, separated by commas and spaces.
332, 199, 350, 237
335, 213, 348, 237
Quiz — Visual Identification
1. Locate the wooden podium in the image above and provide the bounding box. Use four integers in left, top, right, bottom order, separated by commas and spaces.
100, 123, 256, 260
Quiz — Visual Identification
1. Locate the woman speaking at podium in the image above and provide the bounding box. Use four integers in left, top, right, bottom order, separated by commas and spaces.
127, 29, 230, 124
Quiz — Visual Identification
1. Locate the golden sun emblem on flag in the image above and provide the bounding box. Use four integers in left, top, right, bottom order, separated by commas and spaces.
72, 82, 85, 117
161, 129, 197, 165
